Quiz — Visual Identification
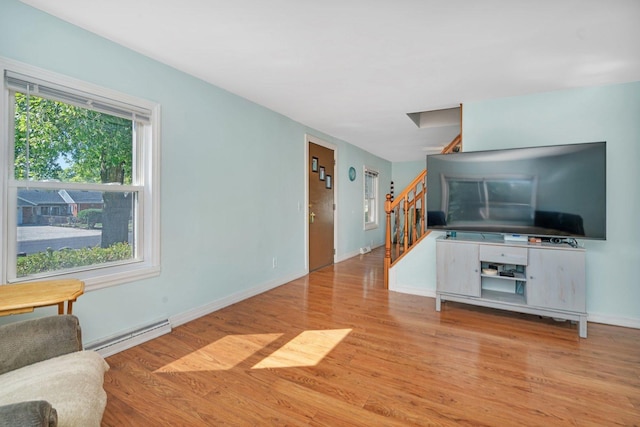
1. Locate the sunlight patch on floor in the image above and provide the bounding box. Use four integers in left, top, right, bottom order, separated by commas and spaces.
155, 329, 352, 373
155, 333, 282, 373
252, 329, 352, 369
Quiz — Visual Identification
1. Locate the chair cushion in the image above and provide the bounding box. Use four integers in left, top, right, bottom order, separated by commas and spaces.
0, 351, 108, 427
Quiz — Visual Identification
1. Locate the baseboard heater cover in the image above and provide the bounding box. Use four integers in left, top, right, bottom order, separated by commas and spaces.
85, 319, 171, 358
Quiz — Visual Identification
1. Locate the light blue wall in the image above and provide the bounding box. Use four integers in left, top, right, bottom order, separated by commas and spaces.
392, 160, 425, 194
394, 81, 640, 326
0, 1, 391, 342
336, 141, 391, 256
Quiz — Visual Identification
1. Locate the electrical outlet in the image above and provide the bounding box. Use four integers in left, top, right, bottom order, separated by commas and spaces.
272, 257, 277, 268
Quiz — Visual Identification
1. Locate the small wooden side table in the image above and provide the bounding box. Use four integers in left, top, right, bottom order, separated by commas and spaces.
0, 279, 84, 316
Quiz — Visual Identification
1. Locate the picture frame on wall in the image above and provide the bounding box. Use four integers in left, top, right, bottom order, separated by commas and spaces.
312, 156, 319, 172
326, 175, 332, 189
319, 166, 325, 180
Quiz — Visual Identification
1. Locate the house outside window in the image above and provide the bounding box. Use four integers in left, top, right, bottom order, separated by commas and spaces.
1, 60, 160, 289
364, 167, 379, 230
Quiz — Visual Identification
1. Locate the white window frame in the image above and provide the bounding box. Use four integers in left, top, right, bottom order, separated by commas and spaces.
364, 166, 379, 230
0, 58, 161, 290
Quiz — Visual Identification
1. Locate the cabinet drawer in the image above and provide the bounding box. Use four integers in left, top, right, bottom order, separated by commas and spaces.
479, 245, 528, 265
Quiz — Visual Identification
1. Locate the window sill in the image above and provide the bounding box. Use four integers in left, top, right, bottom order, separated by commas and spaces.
9, 263, 160, 292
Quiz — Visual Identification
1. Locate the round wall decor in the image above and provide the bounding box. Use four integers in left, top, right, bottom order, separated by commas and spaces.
348, 166, 356, 181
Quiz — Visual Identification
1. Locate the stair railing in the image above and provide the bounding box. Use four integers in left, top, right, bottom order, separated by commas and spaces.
384, 133, 462, 287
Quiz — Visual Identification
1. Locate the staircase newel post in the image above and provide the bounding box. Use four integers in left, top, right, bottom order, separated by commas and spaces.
384, 194, 392, 289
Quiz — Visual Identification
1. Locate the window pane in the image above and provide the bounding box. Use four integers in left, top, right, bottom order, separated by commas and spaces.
365, 200, 371, 223
13, 92, 133, 184
364, 169, 378, 226
16, 188, 136, 278
365, 199, 375, 223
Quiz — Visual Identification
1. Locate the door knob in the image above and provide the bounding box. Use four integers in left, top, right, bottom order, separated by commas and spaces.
310, 211, 316, 224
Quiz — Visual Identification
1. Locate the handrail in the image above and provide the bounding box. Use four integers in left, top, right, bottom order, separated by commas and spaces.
441, 133, 462, 154
390, 170, 426, 211
383, 133, 462, 288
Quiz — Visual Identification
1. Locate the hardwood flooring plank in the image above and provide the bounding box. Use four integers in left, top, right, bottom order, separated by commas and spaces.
202, 383, 308, 426
271, 378, 409, 427
105, 351, 250, 425
102, 390, 158, 426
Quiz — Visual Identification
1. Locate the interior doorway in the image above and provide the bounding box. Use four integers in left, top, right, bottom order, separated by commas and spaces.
308, 141, 335, 271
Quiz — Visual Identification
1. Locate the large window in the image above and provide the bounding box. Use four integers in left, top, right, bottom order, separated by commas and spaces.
364, 167, 379, 230
1, 60, 160, 289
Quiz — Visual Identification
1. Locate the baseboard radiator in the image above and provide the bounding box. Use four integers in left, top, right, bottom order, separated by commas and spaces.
85, 319, 172, 358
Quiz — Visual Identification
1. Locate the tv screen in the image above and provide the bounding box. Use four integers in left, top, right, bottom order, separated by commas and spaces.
426, 141, 606, 240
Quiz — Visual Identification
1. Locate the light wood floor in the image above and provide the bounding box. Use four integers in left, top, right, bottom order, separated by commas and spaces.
102, 248, 640, 426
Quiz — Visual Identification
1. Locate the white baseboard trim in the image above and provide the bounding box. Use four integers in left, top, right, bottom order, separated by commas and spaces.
389, 285, 436, 299
335, 249, 360, 263
169, 270, 307, 328
336, 244, 383, 264
587, 313, 640, 330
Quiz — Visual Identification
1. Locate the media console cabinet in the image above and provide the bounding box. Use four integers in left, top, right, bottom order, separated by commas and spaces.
435, 235, 587, 338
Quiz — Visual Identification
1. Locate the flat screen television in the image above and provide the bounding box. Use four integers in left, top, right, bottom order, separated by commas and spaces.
426, 141, 606, 240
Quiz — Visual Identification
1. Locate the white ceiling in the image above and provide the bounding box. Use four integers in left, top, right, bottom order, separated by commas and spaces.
22, 0, 640, 162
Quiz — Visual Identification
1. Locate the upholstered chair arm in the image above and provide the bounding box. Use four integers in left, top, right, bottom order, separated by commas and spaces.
0, 315, 82, 375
